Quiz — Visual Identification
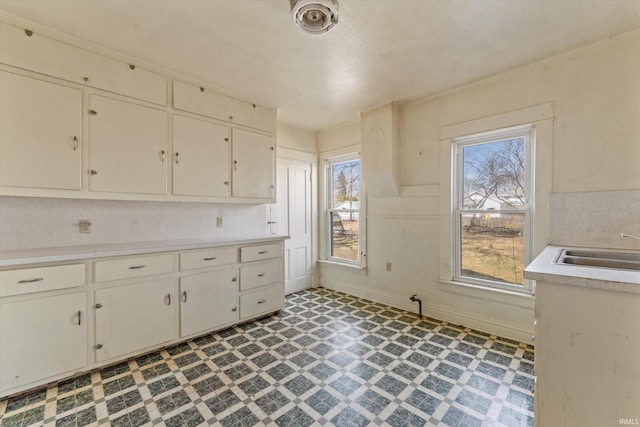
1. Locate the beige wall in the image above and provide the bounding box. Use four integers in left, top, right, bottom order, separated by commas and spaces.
276, 122, 318, 153
318, 29, 640, 342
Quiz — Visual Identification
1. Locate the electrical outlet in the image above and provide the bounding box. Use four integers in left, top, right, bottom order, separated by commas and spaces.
386, 262, 392, 272
216, 217, 224, 227
79, 219, 92, 233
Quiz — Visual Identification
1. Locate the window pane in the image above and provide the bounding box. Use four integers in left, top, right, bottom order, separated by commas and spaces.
331, 160, 360, 209
331, 212, 360, 262
460, 212, 525, 286
462, 137, 526, 210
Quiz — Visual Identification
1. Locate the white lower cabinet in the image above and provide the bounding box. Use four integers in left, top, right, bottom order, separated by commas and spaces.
179, 268, 238, 337
94, 279, 174, 362
240, 285, 284, 321
0, 292, 87, 391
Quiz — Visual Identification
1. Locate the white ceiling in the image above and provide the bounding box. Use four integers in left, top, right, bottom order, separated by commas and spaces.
1, 0, 639, 131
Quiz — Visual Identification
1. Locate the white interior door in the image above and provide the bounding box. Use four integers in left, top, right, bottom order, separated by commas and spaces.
269, 158, 313, 295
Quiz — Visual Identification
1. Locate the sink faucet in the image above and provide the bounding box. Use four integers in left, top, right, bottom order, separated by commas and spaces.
621, 233, 640, 241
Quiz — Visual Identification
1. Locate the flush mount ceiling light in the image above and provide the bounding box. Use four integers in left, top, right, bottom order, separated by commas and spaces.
291, 0, 339, 34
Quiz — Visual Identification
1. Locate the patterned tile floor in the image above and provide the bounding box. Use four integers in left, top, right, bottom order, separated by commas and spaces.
0, 288, 535, 427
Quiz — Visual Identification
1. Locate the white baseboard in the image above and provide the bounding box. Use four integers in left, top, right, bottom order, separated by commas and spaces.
320, 278, 534, 343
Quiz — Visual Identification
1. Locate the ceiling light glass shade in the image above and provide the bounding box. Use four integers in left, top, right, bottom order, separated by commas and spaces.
291, 0, 339, 34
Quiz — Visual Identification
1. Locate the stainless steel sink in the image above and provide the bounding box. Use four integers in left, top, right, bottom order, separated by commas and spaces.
554, 249, 640, 271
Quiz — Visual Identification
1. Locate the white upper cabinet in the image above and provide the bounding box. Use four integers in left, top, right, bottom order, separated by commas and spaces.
232, 128, 275, 199
88, 95, 168, 195
172, 115, 231, 197
0, 71, 82, 190
0, 22, 167, 105
172, 80, 276, 133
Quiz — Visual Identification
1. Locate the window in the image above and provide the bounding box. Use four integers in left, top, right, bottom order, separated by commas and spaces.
453, 125, 534, 291
326, 155, 362, 265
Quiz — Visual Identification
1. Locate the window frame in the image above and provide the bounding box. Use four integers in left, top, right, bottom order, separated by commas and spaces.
452, 124, 535, 293
325, 153, 364, 267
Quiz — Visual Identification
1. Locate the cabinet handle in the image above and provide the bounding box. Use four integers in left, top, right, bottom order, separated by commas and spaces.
89, 169, 98, 175
231, 306, 237, 312
231, 277, 237, 282
531, 335, 535, 342
161, 150, 166, 162
224, 181, 229, 186
95, 303, 103, 309
267, 221, 277, 224
175, 152, 180, 164
203, 256, 217, 261
224, 137, 229, 142
166, 293, 171, 305
73, 136, 78, 151
257, 299, 266, 304
182, 291, 187, 303
258, 250, 268, 254
234, 160, 238, 171
18, 277, 43, 284
128, 265, 145, 270
89, 109, 97, 115
95, 344, 103, 350
257, 273, 266, 277
77, 310, 82, 326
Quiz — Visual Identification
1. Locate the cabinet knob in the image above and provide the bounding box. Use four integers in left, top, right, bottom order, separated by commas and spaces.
95, 344, 103, 350
89, 109, 97, 115
224, 138, 229, 142
89, 170, 98, 175
224, 181, 229, 186
229, 115, 234, 120
84, 77, 90, 83
95, 303, 103, 309
231, 307, 237, 312
129, 64, 136, 70
24, 29, 33, 37
531, 335, 535, 342
231, 277, 237, 282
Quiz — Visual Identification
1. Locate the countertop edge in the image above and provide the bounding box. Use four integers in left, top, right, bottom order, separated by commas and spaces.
524, 245, 640, 294
0, 235, 289, 267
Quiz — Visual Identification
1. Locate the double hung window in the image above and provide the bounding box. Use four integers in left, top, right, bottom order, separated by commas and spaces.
326, 155, 362, 265
453, 126, 534, 291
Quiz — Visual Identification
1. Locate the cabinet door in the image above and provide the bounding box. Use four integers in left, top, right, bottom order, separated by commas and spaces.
172, 115, 230, 197
0, 71, 82, 190
88, 95, 168, 195
179, 268, 238, 337
94, 279, 174, 362
0, 292, 87, 391
232, 128, 275, 199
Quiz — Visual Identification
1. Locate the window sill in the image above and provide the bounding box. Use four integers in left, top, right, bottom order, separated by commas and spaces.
438, 279, 534, 307
318, 259, 367, 274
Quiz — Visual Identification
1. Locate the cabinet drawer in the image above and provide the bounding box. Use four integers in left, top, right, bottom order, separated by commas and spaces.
180, 247, 237, 271
0, 264, 85, 297
240, 259, 282, 291
94, 254, 174, 282
240, 243, 282, 262
240, 285, 283, 320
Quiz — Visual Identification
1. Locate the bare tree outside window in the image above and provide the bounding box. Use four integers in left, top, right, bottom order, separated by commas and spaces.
458, 136, 528, 286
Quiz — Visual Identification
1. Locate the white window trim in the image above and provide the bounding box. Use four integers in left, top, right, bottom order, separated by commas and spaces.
452, 125, 535, 293
438, 103, 554, 298
323, 152, 366, 267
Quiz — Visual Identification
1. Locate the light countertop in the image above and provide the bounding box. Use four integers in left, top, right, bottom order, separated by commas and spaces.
524, 245, 640, 294
0, 235, 289, 267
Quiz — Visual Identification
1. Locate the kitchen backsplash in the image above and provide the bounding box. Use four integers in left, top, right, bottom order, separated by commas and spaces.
0, 197, 269, 251
549, 189, 640, 250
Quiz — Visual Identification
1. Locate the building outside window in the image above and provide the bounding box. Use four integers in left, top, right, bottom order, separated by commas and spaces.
453, 125, 534, 292
326, 155, 362, 265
